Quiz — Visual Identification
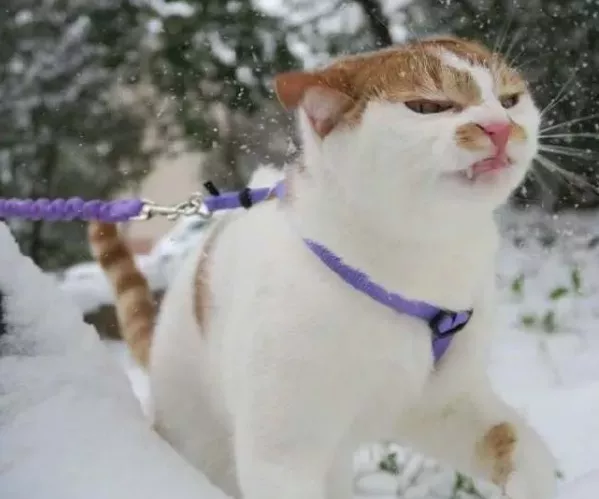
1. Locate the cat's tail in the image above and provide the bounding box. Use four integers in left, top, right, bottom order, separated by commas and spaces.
88, 222, 155, 368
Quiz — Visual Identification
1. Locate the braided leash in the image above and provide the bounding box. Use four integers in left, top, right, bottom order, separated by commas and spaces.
0, 183, 283, 223
0, 198, 145, 223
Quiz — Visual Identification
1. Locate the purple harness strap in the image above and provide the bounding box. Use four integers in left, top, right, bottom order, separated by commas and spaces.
209, 180, 472, 364
304, 239, 472, 363
0, 179, 472, 363
202, 183, 285, 212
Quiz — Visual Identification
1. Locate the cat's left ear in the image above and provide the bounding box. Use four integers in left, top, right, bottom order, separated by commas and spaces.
273, 70, 354, 138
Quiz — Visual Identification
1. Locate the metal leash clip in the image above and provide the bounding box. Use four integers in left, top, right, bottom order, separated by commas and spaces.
132, 192, 213, 221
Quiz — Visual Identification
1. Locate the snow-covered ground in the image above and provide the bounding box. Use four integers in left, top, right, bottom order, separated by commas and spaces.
65, 205, 599, 498
0, 222, 230, 499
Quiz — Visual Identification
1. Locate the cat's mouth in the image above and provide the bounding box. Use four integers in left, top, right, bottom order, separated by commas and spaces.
461, 155, 512, 181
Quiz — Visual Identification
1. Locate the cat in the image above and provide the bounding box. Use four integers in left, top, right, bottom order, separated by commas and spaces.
89, 36, 557, 499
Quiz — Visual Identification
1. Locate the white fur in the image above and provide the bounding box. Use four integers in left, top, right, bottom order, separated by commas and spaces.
148, 55, 556, 499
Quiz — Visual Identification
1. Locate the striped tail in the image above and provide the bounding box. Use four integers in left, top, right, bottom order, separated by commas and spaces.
88, 222, 155, 367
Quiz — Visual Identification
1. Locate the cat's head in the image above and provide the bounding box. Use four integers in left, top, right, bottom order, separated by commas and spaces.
274, 37, 539, 235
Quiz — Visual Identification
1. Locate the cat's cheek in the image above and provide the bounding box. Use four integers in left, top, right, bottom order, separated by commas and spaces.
508, 139, 538, 170
510, 106, 541, 140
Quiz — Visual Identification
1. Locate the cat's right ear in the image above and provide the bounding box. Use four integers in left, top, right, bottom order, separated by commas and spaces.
273, 71, 354, 138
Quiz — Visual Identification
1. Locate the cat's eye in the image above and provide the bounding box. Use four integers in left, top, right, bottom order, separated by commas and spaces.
500, 93, 520, 109
404, 100, 455, 114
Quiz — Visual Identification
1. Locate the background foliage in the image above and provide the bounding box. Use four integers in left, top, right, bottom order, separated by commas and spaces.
1, 0, 598, 269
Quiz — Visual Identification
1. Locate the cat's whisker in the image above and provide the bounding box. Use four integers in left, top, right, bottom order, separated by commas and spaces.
526, 163, 562, 205
409, 30, 431, 69
538, 144, 599, 160
540, 113, 599, 134
491, 8, 514, 71
535, 154, 599, 196
531, 160, 580, 202
513, 56, 541, 74
513, 51, 560, 76
539, 133, 599, 140
540, 69, 579, 118
508, 45, 528, 71
503, 27, 526, 68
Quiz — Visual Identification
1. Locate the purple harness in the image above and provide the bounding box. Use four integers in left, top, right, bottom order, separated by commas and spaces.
0, 180, 472, 363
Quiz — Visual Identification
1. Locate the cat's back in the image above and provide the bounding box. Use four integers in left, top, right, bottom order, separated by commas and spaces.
206, 196, 313, 326
153, 195, 305, 353
149, 199, 294, 419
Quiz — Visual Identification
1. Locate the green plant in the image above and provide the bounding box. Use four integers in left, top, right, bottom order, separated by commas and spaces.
450, 472, 487, 499
571, 267, 582, 294
521, 314, 536, 328
511, 274, 525, 296
542, 310, 557, 333
549, 287, 569, 301
378, 451, 400, 475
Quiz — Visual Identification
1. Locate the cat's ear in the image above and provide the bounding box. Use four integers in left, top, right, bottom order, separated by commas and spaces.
273, 70, 354, 138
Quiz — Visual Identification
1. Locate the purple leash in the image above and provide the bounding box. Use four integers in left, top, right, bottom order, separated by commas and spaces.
0, 197, 144, 223
0, 180, 471, 364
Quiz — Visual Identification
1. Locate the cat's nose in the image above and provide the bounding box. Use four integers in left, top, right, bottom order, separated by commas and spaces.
476, 122, 512, 154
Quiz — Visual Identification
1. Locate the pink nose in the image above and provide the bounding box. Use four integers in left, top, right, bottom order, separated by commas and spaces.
477, 122, 511, 154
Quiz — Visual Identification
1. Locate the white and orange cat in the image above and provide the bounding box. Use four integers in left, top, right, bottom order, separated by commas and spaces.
89, 37, 557, 499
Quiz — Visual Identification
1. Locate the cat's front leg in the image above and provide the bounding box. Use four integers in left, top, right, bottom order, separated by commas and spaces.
482, 409, 558, 499
474, 389, 558, 499
401, 382, 558, 499
231, 354, 364, 499
233, 401, 351, 499
234, 448, 326, 499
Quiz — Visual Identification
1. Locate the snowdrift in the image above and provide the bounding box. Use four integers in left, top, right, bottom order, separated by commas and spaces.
0, 221, 229, 499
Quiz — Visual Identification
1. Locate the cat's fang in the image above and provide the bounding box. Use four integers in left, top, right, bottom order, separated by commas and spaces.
466, 166, 475, 180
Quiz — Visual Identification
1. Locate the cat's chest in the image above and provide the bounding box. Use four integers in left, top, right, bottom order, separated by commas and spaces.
271, 262, 443, 382
347, 244, 492, 312
243, 220, 491, 364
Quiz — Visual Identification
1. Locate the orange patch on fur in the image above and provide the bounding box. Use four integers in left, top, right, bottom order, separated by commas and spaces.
496, 66, 527, 96
192, 174, 291, 332
454, 121, 527, 151
478, 422, 517, 487
510, 122, 527, 142
273, 36, 527, 137
88, 222, 156, 367
194, 246, 213, 332
455, 123, 489, 151
193, 221, 229, 332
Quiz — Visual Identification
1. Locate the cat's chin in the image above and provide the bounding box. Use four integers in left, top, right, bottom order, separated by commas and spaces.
437, 156, 526, 207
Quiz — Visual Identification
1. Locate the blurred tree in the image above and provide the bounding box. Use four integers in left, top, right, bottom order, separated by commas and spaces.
142, 0, 299, 189
279, 0, 402, 64
142, 0, 413, 190
352, 0, 393, 47
404, 0, 599, 211
0, 0, 155, 270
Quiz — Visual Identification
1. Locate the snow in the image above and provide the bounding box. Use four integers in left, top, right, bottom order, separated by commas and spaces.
0, 221, 230, 499
561, 471, 599, 499
4, 201, 599, 497
146, 0, 195, 18
0, 222, 230, 499
55, 215, 210, 315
